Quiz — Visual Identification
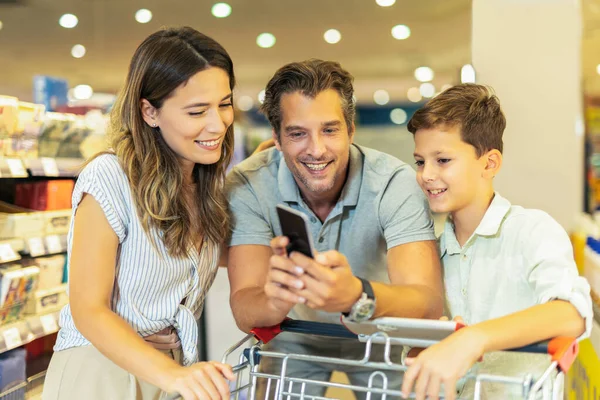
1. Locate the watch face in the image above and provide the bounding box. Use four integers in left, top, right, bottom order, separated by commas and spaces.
353, 299, 376, 322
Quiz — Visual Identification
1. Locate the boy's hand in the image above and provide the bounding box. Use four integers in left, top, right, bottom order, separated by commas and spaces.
407, 316, 466, 359
401, 328, 486, 400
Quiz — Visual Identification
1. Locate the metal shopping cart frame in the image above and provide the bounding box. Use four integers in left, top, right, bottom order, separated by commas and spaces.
170, 318, 578, 400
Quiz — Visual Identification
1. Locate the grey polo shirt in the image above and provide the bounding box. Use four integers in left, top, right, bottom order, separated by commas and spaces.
226, 144, 435, 325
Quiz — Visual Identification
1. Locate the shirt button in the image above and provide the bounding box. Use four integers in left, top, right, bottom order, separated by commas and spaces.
462, 254, 467, 260
311, 217, 317, 223
461, 288, 467, 296
318, 237, 325, 243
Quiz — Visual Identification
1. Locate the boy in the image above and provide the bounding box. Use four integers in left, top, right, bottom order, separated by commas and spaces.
400, 84, 593, 400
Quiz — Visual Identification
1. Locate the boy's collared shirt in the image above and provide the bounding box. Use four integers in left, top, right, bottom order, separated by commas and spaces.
440, 192, 592, 334
440, 192, 592, 398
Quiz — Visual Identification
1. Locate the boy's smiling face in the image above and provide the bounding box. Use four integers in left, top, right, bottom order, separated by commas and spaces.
413, 125, 490, 214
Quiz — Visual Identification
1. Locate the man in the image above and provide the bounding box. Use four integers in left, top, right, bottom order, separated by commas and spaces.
226, 59, 443, 399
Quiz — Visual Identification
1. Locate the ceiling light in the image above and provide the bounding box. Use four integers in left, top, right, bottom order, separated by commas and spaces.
376, 0, 396, 6
212, 3, 232, 18
391, 25, 410, 40
324, 29, 342, 44
596, 64, 600, 75
71, 44, 86, 59
257, 33, 276, 49
135, 9, 153, 24
73, 85, 93, 100
258, 90, 266, 104
390, 108, 408, 125
373, 90, 390, 105
59, 14, 78, 29
420, 83, 435, 98
414, 67, 434, 82
237, 95, 254, 111
407, 87, 422, 102
461, 64, 476, 83
0, 21, 3, 31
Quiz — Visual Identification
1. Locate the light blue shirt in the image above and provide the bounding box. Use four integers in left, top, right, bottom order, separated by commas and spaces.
226, 144, 436, 326
441, 192, 592, 397
54, 154, 219, 366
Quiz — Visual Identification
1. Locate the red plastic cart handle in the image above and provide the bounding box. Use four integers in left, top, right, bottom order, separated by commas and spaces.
250, 318, 358, 344
547, 336, 578, 373
250, 323, 285, 344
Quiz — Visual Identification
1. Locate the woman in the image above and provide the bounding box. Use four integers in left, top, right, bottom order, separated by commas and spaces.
43, 26, 236, 400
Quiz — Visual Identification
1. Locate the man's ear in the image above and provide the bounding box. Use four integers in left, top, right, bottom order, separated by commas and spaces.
348, 122, 356, 143
140, 99, 158, 127
272, 130, 282, 151
482, 149, 502, 179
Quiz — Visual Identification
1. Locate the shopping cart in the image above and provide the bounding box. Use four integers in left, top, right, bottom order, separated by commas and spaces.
169, 318, 578, 400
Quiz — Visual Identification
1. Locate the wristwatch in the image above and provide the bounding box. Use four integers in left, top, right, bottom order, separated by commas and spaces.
343, 277, 376, 322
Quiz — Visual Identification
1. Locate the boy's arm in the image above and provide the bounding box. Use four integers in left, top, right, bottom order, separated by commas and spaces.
400, 213, 592, 400
401, 301, 585, 400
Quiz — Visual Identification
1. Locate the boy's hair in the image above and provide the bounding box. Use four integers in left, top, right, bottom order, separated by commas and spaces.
407, 83, 505, 156
260, 59, 355, 140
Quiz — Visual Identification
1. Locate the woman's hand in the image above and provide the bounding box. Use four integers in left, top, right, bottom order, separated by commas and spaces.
165, 362, 235, 400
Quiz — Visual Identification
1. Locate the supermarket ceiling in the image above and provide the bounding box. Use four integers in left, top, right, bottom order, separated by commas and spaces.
0, 0, 600, 105
0, 0, 472, 104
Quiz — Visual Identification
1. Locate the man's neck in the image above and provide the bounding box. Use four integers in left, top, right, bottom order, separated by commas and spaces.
451, 189, 495, 247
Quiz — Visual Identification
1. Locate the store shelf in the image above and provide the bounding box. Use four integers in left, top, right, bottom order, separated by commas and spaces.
0, 370, 46, 399
23, 235, 68, 258
0, 157, 83, 178
0, 311, 60, 354
0, 158, 28, 178
23, 158, 82, 178
0, 239, 23, 264
0, 234, 67, 264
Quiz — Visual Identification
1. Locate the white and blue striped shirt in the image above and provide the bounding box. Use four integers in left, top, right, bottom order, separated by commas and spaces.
54, 154, 220, 366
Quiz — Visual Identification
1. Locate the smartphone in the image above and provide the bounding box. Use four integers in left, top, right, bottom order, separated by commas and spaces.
276, 204, 315, 258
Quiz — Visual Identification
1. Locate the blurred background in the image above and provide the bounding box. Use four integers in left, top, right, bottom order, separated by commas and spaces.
0, 0, 599, 398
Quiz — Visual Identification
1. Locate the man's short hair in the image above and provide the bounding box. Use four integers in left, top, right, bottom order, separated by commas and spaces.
260, 59, 355, 139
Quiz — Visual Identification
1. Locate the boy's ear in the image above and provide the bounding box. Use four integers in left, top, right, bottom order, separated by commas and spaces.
482, 149, 502, 179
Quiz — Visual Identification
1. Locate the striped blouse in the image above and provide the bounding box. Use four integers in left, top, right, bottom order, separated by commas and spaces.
54, 154, 220, 366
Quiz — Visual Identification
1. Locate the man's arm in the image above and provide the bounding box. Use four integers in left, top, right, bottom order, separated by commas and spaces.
228, 242, 306, 333
370, 166, 444, 319
372, 240, 443, 319
278, 240, 443, 319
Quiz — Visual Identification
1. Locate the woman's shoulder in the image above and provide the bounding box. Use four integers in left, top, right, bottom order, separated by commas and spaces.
79, 153, 128, 185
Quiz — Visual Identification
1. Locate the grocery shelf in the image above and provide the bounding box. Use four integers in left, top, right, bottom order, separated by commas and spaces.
0, 311, 60, 354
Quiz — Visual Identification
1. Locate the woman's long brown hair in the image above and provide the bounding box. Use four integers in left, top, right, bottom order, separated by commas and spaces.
97, 26, 235, 258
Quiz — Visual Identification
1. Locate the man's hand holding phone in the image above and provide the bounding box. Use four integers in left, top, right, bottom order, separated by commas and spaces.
266, 236, 362, 313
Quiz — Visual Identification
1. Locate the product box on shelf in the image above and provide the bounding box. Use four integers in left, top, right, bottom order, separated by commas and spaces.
24, 284, 67, 315
0, 96, 19, 138
17, 102, 46, 138
14, 180, 74, 211
0, 201, 71, 241
32, 255, 66, 291
43, 209, 71, 235
0, 266, 39, 326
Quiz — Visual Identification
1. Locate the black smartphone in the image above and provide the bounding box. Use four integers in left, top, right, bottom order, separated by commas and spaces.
276, 204, 315, 258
